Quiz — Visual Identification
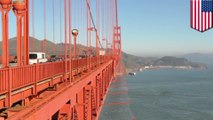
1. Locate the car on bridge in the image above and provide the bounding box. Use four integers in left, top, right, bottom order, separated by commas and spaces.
29, 52, 48, 64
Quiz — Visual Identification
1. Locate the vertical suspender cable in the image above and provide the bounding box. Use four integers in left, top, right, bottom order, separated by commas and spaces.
68, 0, 72, 81
77, 0, 79, 57
106, 0, 109, 52
78, 0, 82, 56
102, 0, 104, 47
114, 0, 119, 56
88, 0, 91, 50
86, 0, 89, 48
60, 1, 62, 55
52, 0, 55, 54
64, 0, 67, 74
112, 0, 115, 55
77, 0, 82, 57
96, 0, 99, 57
115, 0, 119, 28
111, 0, 114, 55
43, 0, 46, 53
86, 0, 90, 68
32, 0, 35, 51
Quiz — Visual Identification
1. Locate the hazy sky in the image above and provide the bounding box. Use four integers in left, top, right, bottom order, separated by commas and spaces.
1, 0, 213, 57
119, 0, 213, 56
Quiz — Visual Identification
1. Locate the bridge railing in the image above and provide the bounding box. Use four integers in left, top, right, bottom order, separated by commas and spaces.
0, 55, 112, 105
37, 61, 65, 82
0, 68, 9, 94
11, 65, 36, 90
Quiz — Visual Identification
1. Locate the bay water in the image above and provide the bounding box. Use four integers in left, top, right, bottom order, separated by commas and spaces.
100, 64, 213, 120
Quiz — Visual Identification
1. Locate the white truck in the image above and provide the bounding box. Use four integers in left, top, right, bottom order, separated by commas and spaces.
29, 52, 48, 64
99, 50, 106, 55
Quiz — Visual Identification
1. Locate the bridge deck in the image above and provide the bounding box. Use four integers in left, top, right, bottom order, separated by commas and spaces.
0, 56, 115, 119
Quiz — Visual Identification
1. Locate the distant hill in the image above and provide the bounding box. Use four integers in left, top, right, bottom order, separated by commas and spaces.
0, 37, 207, 71
122, 52, 156, 71
123, 55, 207, 72
0, 37, 95, 56
153, 56, 207, 69
183, 53, 213, 64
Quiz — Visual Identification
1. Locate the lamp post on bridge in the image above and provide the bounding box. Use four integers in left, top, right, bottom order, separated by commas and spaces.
0, 0, 12, 68
72, 29, 79, 59
12, 0, 26, 66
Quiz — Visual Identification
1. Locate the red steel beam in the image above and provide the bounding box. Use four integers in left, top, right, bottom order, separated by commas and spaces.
0, 56, 110, 108
60, 1, 62, 55
64, 0, 68, 76
52, 0, 55, 53
74, 35, 77, 59
96, 0, 99, 59
15, 15, 23, 66
13, 1, 26, 66
68, 0, 72, 81
0, 1, 12, 68
8, 60, 114, 120
0, 0, 122, 119
23, 0, 29, 65
42, 0, 46, 53
77, 89, 84, 120
93, 71, 113, 120
31, 0, 35, 51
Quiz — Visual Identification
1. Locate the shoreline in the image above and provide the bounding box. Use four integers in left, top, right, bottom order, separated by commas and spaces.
126, 65, 207, 74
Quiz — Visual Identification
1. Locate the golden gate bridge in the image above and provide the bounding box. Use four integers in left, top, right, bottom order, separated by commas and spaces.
0, 0, 123, 119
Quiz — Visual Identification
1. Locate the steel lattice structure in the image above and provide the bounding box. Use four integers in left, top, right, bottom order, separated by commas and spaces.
0, 0, 122, 119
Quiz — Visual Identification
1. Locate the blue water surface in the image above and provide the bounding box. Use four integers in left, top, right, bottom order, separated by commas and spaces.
100, 65, 213, 120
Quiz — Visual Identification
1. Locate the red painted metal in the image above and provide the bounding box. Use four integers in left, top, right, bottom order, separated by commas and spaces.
0, 0, 123, 119
23, 0, 29, 65
96, 0, 100, 59
68, 0, 72, 81
86, 0, 90, 70
60, 1, 63, 55
52, 0, 55, 53
13, 1, 26, 66
74, 35, 77, 59
4, 58, 113, 119
102, 0, 105, 48
31, 0, 35, 51
0, 0, 12, 68
42, 0, 46, 53
64, 0, 68, 79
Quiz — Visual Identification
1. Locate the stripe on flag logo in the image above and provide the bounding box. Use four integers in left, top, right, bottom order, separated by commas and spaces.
191, 0, 213, 32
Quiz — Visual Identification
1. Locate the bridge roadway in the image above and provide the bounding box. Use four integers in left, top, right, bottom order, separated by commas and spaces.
0, 55, 115, 119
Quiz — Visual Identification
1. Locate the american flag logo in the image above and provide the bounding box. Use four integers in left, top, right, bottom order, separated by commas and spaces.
191, 0, 213, 32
